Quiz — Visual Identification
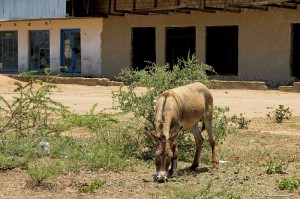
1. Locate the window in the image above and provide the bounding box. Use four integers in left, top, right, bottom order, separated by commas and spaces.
131, 27, 156, 70
291, 24, 300, 79
166, 27, 195, 68
29, 30, 50, 70
0, 31, 18, 70
206, 26, 238, 75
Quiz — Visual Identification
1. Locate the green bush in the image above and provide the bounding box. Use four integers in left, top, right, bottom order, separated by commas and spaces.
113, 54, 214, 128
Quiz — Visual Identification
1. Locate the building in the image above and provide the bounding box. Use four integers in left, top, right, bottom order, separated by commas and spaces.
0, 0, 300, 86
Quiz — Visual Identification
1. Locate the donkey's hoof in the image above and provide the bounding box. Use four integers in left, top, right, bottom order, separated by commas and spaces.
189, 165, 198, 171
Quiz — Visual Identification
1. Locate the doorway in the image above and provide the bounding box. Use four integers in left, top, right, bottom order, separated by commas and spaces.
0, 31, 18, 71
291, 24, 300, 79
61, 29, 81, 73
29, 30, 50, 71
131, 27, 156, 70
206, 26, 238, 75
166, 27, 196, 68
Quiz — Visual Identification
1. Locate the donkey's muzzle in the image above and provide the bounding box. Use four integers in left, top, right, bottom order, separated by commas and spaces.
155, 171, 168, 183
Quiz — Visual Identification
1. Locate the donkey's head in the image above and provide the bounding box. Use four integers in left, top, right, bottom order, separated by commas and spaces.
145, 127, 183, 182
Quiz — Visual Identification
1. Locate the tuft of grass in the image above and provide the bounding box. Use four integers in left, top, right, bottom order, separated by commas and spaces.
0, 155, 27, 170
27, 160, 64, 186
78, 179, 106, 193
277, 177, 300, 191
266, 160, 286, 175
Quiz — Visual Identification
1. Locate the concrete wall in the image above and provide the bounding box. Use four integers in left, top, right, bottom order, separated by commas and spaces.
101, 9, 300, 84
0, 18, 103, 77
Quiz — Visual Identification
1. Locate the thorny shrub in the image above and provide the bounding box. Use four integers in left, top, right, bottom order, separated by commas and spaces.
0, 70, 69, 137
267, 105, 292, 123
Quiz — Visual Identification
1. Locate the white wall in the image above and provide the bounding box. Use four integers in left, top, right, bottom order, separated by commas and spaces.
0, 18, 103, 77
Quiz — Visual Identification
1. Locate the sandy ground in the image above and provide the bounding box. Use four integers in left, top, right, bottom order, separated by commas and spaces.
1, 75, 299, 117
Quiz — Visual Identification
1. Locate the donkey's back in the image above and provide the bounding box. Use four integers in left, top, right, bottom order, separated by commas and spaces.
160, 82, 213, 130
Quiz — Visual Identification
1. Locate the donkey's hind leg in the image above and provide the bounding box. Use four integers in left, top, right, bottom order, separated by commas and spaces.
204, 110, 218, 169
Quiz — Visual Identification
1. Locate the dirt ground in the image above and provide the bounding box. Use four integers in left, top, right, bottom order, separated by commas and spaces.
0, 75, 300, 198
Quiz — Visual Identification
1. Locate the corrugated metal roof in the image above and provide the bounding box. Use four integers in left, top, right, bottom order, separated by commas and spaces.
0, 0, 66, 21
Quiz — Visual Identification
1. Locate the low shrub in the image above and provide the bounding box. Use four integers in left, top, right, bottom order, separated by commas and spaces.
27, 160, 64, 185
267, 105, 292, 123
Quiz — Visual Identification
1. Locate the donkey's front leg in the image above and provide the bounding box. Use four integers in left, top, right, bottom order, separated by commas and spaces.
169, 144, 179, 177
190, 125, 204, 170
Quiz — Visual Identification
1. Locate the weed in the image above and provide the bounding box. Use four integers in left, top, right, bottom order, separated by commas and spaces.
267, 105, 292, 123
266, 160, 286, 174
27, 160, 64, 186
277, 177, 300, 191
231, 113, 251, 129
78, 179, 106, 193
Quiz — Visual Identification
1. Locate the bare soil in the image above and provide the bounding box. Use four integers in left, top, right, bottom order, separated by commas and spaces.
0, 75, 300, 198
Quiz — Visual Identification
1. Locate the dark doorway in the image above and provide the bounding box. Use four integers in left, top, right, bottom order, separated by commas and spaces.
166, 27, 196, 68
29, 30, 50, 71
0, 31, 18, 71
131, 27, 156, 70
206, 26, 238, 75
291, 24, 300, 79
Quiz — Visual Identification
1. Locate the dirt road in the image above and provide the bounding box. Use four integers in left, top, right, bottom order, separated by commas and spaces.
1, 74, 300, 117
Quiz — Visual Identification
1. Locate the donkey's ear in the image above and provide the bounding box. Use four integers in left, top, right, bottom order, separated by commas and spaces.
170, 126, 183, 144
144, 127, 159, 145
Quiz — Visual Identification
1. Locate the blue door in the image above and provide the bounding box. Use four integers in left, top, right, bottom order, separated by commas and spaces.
61, 29, 81, 73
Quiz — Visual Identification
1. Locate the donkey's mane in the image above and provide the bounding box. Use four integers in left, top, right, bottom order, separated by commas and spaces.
158, 91, 179, 134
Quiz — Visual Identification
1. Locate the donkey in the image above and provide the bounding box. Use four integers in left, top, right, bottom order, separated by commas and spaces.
145, 82, 218, 182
